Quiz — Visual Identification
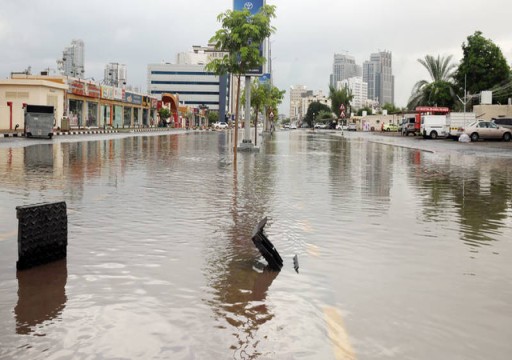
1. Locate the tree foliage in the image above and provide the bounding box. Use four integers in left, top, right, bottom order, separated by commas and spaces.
158, 108, 170, 121
206, 6, 276, 78
206, 5, 276, 153
208, 111, 219, 123
243, 79, 285, 143
381, 103, 402, 113
328, 85, 353, 116
407, 54, 458, 110
356, 106, 373, 116
304, 101, 331, 128
453, 31, 511, 104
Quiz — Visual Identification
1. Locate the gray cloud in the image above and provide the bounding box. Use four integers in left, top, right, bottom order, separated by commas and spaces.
1, 0, 510, 115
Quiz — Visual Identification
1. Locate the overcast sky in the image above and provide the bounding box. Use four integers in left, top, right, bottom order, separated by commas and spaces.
1, 0, 511, 115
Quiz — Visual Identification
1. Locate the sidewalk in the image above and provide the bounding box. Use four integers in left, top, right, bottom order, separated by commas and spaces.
0, 127, 187, 139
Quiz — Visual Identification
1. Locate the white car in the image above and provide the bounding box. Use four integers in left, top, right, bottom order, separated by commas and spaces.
214, 122, 228, 129
464, 121, 512, 142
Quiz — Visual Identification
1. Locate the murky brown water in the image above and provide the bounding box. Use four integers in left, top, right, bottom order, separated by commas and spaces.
1, 130, 512, 359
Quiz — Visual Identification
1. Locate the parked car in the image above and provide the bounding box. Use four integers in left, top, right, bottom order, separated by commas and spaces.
492, 117, 512, 130
382, 123, 399, 132
464, 121, 512, 142
214, 122, 228, 129
347, 123, 357, 131
314, 123, 328, 129
290, 123, 297, 129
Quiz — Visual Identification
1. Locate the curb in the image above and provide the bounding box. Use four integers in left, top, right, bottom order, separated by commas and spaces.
1, 128, 177, 139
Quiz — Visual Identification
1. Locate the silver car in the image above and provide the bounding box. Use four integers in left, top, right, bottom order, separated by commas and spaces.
464, 121, 512, 142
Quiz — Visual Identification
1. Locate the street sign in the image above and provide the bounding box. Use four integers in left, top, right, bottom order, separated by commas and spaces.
339, 104, 345, 111
340, 111, 346, 118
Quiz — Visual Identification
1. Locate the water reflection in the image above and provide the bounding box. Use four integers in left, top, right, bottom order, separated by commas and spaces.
410, 152, 512, 248
204, 147, 280, 359
15, 259, 67, 335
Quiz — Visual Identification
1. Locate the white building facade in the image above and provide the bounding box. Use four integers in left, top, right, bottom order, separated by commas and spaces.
289, 85, 307, 122
57, 39, 85, 78
147, 63, 221, 111
301, 90, 332, 118
104, 63, 127, 87
338, 76, 368, 110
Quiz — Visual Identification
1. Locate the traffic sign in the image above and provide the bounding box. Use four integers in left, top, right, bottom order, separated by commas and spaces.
340, 111, 346, 118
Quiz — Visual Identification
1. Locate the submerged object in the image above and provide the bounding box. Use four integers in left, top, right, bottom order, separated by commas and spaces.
251, 217, 283, 271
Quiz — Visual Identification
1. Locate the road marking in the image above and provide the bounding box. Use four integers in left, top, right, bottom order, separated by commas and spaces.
324, 306, 356, 360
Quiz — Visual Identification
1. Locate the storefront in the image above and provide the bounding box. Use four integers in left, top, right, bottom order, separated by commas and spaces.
69, 99, 84, 127
123, 107, 132, 127
65, 79, 158, 130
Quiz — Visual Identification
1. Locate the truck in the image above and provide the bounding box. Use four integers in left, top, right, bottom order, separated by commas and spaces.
420, 114, 449, 139
447, 112, 476, 139
413, 106, 450, 134
24, 105, 54, 139
400, 115, 416, 136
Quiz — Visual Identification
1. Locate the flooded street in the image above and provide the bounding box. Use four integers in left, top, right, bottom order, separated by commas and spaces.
1, 130, 512, 359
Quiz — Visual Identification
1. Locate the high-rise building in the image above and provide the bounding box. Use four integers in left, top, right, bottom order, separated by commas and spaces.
363, 51, 394, 105
330, 54, 362, 88
289, 85, 307, 122
104, 63, 127, 87
57, 39, 85, 78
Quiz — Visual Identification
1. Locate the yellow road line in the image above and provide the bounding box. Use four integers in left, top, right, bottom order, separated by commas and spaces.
324, 306, 356, 360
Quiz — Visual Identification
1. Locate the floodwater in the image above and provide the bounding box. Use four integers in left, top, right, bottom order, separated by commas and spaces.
1, 130, 512, 359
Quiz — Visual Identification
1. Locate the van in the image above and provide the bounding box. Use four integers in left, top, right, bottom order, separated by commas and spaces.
492, 117, 512, 130
421, 114, 449, 139
401, 116, 416, 136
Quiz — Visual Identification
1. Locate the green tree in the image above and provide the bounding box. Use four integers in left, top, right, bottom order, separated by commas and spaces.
454, 31, 511, 104
304, 101, 331, 128
208, 111, 219, 124
158, 108, 170, 127
381, 102, 401, 113
328, 85, 353, 117
206, 5, 276, 156
242, 79, 284, 143
407, 54, 457, 109
356, 106, 373, 116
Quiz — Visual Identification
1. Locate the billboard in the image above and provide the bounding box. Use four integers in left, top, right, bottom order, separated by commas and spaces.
233, 0, 264, 14
233, 0, 265, 76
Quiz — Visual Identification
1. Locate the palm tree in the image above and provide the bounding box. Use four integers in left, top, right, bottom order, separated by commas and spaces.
407, 55, 458, 109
